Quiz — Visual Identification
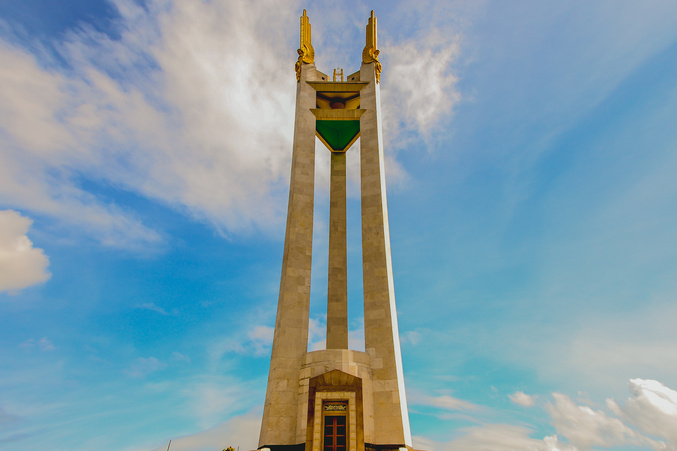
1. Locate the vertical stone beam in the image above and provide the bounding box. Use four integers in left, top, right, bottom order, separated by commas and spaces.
359, 62, 412, 447
259, 63, 318, 448
327, 152, 349, 349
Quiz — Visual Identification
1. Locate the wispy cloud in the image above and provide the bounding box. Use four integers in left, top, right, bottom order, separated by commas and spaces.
409, 389, 481, 413
400, 330, 422, 346
19, 337, 55, 352
0, 0, 463, 245
0, 405, 21, 428
148, 407, 261, 451
382, 29, 461, 141
170, 352, 191, 364
135, 302, 178, 316
421, 379, 676, 451
420, 424, 574, 451
209, 323, 276, 362
308, 316, 327, 351
0, 0, 300, 244
124, 357, 167, 378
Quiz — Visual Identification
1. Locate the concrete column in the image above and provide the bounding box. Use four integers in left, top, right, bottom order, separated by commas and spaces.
259, 62, 318, 448
326, 151, 348, 349
358, 62, 412, 447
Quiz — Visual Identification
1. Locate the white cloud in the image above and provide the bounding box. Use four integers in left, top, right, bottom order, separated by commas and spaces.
547, 392, 666, 450
247, 325, 274, 343
147, 407, 261, 451
308, 316, 327, 351
247, 325, 275, 355
608, 378, 677, 445
509, 391, 536, 407
125, 357, 168, 378
0, 0, 300, 245
382, 29, 461, 143
410, 379, 677, 451
0, 210, 51, 293
1, 1, 461, 246
0, 42, 162, 249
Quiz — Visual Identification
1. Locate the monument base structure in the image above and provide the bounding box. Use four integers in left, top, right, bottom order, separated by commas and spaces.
258, 11, 414, 451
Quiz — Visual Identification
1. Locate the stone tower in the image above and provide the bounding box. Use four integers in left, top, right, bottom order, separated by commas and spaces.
259, 10, 412, 451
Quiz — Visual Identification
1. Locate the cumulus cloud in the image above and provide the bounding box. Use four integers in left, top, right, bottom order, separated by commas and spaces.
547, 391, 667, 450
608, 378, 677, 445
509, 391, 536, 407
0, 210, 51, 293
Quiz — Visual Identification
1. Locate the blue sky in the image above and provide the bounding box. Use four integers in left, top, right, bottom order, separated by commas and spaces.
1, 1, 677, 450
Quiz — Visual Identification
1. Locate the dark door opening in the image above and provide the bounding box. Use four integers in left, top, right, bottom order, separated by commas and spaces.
324, 415, 347, 451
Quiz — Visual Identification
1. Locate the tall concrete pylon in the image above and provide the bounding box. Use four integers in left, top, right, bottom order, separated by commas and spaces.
259, 10, 412, 451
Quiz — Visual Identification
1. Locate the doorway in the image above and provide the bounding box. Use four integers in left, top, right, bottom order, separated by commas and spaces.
324, 415, 347, 451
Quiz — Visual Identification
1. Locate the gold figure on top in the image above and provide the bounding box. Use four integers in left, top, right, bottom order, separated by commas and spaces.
295, 9, 315, 82
362, 10, 381, 83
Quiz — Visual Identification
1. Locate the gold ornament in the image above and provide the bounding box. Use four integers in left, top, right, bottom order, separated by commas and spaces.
362, 10, 381, 83
295, 9, 315, 82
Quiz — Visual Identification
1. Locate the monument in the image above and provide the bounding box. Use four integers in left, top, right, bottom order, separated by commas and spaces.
259, 10, 412, 451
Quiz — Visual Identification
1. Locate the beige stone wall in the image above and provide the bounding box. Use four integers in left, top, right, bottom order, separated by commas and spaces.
358, 62, 412, 447
259, 60, 412, 450
327, 152, 348, 349
258, 62, 320, 448
296, 350, 373, 444
312, 391, 357, 451
298, 352, 373, 450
